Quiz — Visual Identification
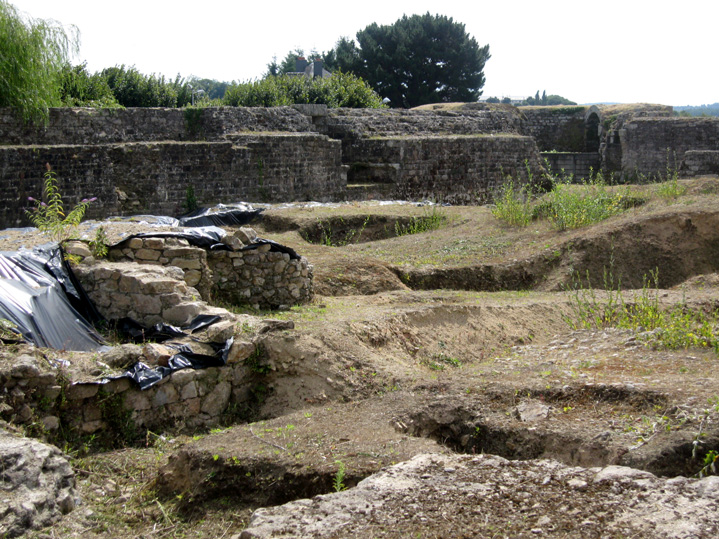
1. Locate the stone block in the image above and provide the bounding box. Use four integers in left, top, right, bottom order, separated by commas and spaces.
135, 294, 162, 315
200, 382, 231, 417
153, 385, 179, 408
124, 391, 151, 411
66, 383, 99, 401
180, 381, 198, 400
184, 270, 202, 287
163, 302, 203, 326
135, 248, 162, 261
143, 238, 165, 250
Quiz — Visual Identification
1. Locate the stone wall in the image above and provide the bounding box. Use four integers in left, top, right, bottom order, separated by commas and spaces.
322, 106, 522, 143
0, 347, 267, 435
74, 261, 208, 327
542, 152, 602, 181
0, 106, 313, 145
682, 150, 719, 177
619, 118, 719, 180
99, 234, 313, 311
518, 106, 601, 153
0, 134, 345, 228
343, 135, 545, 204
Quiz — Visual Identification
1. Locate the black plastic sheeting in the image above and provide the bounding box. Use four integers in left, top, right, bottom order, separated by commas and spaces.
177, 205, 262, 227
122, 338, 232, 390
0, 245, 106, 351
115, 314, 221, 343
115, 227, 301, 260
0, 243, 232, 389
112, 203, 262, 228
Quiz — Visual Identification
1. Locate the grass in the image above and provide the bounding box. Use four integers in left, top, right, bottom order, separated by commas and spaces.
394, 206, 448, 236
566, 268, 719, 355
492, 167, 647, 231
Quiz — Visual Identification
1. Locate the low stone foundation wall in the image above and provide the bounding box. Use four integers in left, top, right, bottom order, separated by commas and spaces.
74, 261, 208, 327
0, 348, 266, 436
681, 150, 719, 177
102, 233, 313, 311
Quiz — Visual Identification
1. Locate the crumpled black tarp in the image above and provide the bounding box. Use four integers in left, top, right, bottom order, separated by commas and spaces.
0, 245, 106, 351
116, 227, 301, 259
114, 314, 221, 343
178, 205, 262, 227
122, 338, 232, 390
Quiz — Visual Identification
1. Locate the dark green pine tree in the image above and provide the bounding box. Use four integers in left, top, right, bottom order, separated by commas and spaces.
353, 13, 490, 108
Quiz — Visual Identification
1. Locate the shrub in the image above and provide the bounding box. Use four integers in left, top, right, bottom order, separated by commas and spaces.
59, 63, 120, 108
223, 73, 386, 108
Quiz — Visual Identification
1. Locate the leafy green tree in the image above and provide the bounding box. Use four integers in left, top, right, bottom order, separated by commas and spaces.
323, 37, 362, 73
59, 63, 120, 107
485, 96, 500, 103
351, 13, 490, 108
99, 65, 191, 107
0, 1, 79, 122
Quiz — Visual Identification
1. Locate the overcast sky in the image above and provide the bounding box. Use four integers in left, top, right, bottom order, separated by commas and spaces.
9, 0, 718, 106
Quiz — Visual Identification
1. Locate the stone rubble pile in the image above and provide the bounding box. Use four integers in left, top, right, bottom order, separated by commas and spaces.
0, 429, 76, 538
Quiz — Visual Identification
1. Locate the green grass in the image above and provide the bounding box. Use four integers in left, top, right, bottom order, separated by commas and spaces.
394, 206, 448, 236
493, 169, 647, 231
566, 268, 719, 354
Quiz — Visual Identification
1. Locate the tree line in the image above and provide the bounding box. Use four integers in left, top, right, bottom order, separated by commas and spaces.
484, 90, 576, 106
3, 0, 577, 123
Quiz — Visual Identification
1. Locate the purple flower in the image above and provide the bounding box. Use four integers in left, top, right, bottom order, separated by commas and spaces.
27, 196, 35, 201
81, 197, 97, 203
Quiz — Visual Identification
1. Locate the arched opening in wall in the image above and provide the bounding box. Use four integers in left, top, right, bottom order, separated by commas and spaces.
585, 112, 601, 152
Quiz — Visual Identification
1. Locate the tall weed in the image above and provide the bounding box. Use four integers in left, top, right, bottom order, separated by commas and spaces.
491, 180, 533, 227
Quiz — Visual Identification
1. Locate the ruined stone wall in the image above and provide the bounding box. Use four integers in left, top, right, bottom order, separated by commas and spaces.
0, 134, 345, 228
0, 106, 313, 145
518, 106, 597, 152
542, 152, 601, 180
0, 348, 266, 435
620, 117, 719, 179
682, 150, 719, 177
323, 107, 522, 148
344, 135, 544, 204
75, 260, 208, 327
98, 236, 313, 311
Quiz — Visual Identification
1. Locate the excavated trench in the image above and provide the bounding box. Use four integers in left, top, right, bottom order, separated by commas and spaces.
263, 213, 429, 246
395, 385, 719, 479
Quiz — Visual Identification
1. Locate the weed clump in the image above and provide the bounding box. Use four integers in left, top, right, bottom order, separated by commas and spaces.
493, 168, 645, 231
395, 206, 448, 236
566, 268, 719, 354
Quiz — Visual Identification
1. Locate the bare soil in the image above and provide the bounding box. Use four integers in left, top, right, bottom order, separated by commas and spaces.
8, 176, 719, 538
